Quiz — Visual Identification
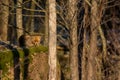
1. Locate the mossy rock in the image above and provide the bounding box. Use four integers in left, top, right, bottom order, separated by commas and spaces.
0, 45, 48, 79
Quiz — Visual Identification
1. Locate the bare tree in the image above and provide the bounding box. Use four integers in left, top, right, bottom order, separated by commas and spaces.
25, 1, 35, 33
81, 1, 90, 80
16, 0, 23, 40
86, 0, 107, 80
87, 0, 98, 80
0, 0, 9, 41
44, 0, 49, 46
68, 0, 79, 80
48, 0, 57, 80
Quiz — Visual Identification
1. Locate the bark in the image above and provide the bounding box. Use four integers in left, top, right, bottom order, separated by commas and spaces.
29, 1, 35, 33
9, 0, 17, 44
81, 29, 88, 80
44, 0, 49, 46
25, 1, 35, 33
87, 0, 98, 80
48, 0, 57, 80
97, 1, 107, 80
81, 1, 89, 80
68, 0, 79, 80
98, 1, 107, 61
0, 0, 9, 41
16, 0, 23, 39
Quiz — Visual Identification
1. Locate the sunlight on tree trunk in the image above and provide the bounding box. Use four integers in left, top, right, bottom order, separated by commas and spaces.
16, 0, 23, 39
0, 0, 9, 41
48, 0, 57, 80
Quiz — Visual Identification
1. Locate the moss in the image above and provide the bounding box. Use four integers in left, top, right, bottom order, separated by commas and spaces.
0, 50, 13, 73
0, 45, 48, 76
29, 45, 48, 54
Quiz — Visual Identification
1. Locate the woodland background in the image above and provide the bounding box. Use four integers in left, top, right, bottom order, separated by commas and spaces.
0, 0, 120, 80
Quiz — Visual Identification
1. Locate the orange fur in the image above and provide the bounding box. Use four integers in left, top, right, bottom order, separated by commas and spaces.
31, 36, 41, 46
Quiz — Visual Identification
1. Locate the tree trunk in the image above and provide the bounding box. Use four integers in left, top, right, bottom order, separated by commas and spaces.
0, 0, 9, 41
81, 1, 89, 80
29, 1, 35, 33
25, 1, 35, 33
16, 0, 23, 39
68, 0, 79, 80
44, 0, 49, 46
87, 0, 98, 80
48, 0, 57, 80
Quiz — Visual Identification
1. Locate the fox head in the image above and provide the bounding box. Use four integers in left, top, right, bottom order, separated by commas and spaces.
31, 35, 41, 46
19, 34, 41, 47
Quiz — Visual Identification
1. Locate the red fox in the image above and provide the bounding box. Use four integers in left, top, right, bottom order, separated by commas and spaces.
31, 35, 41, 46
19, 34, 41, 47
